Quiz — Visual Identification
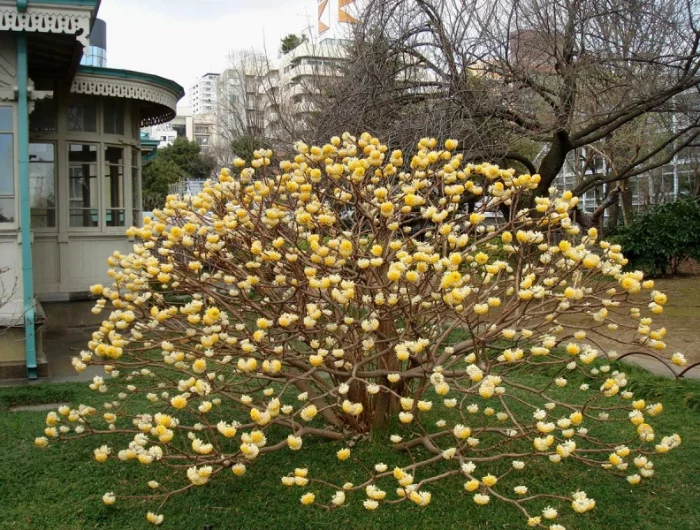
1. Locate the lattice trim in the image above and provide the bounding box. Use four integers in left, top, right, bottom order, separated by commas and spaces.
71, 75, 178, 126
0, 7, 91, 47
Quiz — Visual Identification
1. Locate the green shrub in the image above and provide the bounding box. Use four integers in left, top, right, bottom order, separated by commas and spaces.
612, 198, 700, 276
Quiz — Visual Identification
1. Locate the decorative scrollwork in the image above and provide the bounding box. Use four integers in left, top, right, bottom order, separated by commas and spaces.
71, 75, 179, 126
0, 7, 91, 47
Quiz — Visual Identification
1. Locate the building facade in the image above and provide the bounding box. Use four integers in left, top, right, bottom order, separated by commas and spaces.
554, 146, 700, 218
189, 72, 220, 116
0, 1, 183, 379
144, 105, 195, 148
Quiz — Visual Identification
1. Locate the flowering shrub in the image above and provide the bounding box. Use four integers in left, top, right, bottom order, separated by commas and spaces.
35, 134, 685, 527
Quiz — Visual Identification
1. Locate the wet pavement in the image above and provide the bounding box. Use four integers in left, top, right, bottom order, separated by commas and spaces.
0, 324, 103, 387
2, 279, 699, 387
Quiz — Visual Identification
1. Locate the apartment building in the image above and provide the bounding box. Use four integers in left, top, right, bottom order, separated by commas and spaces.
144, 106, 195, 148
189, 73, 220, 116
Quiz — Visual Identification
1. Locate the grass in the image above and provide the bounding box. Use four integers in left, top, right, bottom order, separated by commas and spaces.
1, 368, 700, 530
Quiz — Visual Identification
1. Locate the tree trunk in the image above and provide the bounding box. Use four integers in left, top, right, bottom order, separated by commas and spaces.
607, 195, 620, 235
621, 183, 634, 226
534, 131, 573, 198
372, 388, 393, 429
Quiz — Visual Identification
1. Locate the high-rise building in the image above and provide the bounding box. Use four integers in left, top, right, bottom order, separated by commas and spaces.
191, 1, 359, 154
272, 39, 347, 135
189, 73, 220, 116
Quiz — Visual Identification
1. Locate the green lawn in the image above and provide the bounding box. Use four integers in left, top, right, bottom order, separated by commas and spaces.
1, 365, 699, 530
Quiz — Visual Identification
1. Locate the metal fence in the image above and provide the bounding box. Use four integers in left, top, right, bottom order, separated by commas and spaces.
168, 179, 209, 197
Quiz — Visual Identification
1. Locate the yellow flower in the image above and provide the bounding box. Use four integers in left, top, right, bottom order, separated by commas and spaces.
102, 492, 116, 505
146, 512, 164, 525
287, 435, 303, 450
192, 359, 207, 374
465, 479, 480, 492
652, 291, 667, 305
647, 403, 663, 416
300, 492, 315, 505
482, 474, 497, 487
337, 448, 351, 460
170, 395, 187, 409
671, 353, 687, 366
380, 202, 395, 217
445, 139, 459, 150
453, 424, 471, 439
300, 405, 318, 421
473, 493, 490, 505
609, 453, 623, 466
417, 400, 433, 412
566, 343, 580, 355
309, 354, 324, 367
93, 445, 111, 462
473, 303, 489, 315
474, 252, 489, 265
366, 485, 387, 500
363, 499, 379, 510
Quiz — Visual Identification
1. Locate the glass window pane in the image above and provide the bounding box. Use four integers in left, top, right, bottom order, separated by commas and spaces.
104, 99, 125, 135
132, 109, 141, 139
104, 146, 124, 210
0, 197, 14, 222
67, 96, 97, 132
31, 208, 55, 228
29, 143, 56, 227
69, 144, 98, 227
0, 133, 13, 195
29, 99, 57, 132
69, 209, 98, 228
132, 147, 141, 227
106, 209, 125, 227
29, 143, 54, 162
0, 107, 12, 131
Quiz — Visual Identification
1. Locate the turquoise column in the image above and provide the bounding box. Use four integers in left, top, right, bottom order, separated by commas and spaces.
17, 32, 37, 379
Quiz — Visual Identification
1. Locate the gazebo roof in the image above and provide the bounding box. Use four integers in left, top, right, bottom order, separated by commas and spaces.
71, 66, 185, 126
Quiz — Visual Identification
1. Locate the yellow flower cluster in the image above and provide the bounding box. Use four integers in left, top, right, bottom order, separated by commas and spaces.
36, 134, 684, 526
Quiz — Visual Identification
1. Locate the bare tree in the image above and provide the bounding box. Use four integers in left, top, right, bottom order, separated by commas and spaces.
212, 43, 342, 164
317, 0, 700, 218
211, 50, 274, 166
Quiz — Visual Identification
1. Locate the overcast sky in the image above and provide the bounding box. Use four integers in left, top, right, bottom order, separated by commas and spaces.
98, 0, 313, 97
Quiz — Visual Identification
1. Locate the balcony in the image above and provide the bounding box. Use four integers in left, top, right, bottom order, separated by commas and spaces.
286, 63, 339, 82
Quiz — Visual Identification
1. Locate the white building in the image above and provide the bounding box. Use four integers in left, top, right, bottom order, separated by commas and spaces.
144, 105, 195, 148
555, 146, 700, 218
212, 41, 349, 146
270, 39, 347, 136
217, 55, 274, 141
189, 73, 220, 116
